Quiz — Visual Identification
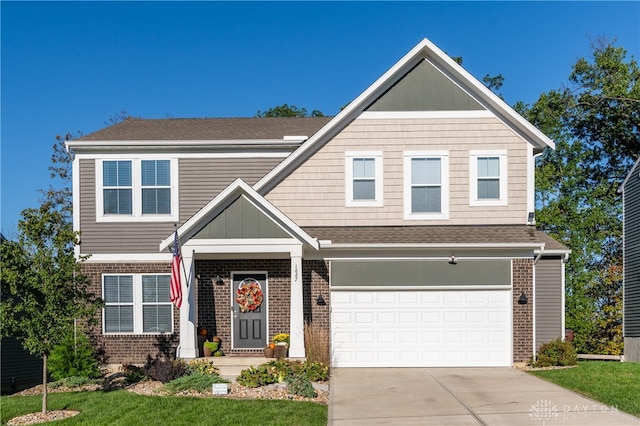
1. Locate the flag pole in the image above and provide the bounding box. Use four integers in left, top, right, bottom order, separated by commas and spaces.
174, 224, 190, 288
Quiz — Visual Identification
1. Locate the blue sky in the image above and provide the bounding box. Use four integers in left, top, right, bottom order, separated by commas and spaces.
2, 1, 639, 235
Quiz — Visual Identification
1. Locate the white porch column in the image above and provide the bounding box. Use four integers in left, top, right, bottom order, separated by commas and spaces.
177, 250, 198, 359
289, 247, 305, 358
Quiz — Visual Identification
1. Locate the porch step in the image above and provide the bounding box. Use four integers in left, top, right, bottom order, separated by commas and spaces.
195, 356, 305, 382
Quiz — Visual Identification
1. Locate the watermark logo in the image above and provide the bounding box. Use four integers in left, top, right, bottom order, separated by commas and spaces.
529, 399, 559, 425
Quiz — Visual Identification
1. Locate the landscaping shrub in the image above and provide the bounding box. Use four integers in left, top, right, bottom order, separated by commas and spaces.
236, 359, 329, 388
304, 321, 330, 366
162, 372, 230, 394
287, 373, 317, 398
144, 359, 188, 383
186, 359, 220, 376
48, 327, 102, 381
298, 361, 329, 382
121, 364, 147, 384
530, 338, 578, 368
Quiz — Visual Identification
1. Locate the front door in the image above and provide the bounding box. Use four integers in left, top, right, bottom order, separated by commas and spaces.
232, 273, 267, 349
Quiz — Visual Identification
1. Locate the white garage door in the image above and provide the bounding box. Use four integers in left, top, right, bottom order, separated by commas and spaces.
331, 290, 511, 367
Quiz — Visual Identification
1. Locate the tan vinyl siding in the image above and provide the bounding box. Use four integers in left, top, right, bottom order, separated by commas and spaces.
535, 257, 563, 349
266, 117, 530, 226
79, 157, 281, 254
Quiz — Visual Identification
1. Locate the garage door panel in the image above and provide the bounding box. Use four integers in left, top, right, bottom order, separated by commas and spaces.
331, 290, 511, 367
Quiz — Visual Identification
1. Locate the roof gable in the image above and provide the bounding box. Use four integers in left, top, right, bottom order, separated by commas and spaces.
159, 179, 318, 252
193, 195, 291, 239
255, 38, 555, 194
367, 59, 484, 112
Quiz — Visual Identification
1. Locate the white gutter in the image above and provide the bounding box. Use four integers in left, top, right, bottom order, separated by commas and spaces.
319, 242, 546, 250
66, 139, 304, 152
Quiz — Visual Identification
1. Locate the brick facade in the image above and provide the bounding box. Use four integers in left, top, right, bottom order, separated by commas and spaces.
82, 262, 179, 365
194, 258, 330, 354
512, 258, 534, 363
84, 258, 534, 365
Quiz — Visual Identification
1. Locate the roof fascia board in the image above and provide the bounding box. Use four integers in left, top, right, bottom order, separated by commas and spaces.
255, 38, 554, 193
619, 156, 640, 193
66, 139, 302, 152
319, 242, 545, 250
159, 178, 318, 252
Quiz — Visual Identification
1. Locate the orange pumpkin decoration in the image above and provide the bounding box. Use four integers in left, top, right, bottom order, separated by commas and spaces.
269, 342, 275, 350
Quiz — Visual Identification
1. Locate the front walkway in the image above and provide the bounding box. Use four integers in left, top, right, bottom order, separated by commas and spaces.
329, 367, 640, 425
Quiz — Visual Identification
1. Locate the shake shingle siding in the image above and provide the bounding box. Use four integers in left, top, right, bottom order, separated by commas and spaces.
624, 164, 640, 337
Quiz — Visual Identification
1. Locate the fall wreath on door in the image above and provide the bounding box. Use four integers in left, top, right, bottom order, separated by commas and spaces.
236, 278, 264, 312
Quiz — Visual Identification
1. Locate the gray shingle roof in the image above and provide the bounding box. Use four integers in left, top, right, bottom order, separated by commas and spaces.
77, 117, 333, 141
303, 225, 568, 251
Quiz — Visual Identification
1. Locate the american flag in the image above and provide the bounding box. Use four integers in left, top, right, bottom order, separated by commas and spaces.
170, 230, 182, 308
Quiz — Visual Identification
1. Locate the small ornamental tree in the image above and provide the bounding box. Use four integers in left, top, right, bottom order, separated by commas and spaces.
0, 202, 101, 413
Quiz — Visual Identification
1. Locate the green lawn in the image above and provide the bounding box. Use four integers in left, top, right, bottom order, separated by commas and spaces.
528, 361, 640, 417
0, 390, 328, 425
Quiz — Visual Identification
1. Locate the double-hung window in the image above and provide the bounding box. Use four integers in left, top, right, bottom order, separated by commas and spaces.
97, 158, 178, 222
403, 151, 449, 220
345, 151, 383, 207
470, 150, 507, 206
103, 274, 173, 334
103, 161, 133, 215
141, 160, 171, 214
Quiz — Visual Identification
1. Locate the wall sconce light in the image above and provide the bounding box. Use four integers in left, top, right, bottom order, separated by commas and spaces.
212, 274, 224, 285
448, 256, 457, 265
316, 294, 326, 306
518, 290, 528, 305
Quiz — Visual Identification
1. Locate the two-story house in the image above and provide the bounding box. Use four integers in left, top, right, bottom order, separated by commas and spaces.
67, 38, 568, 368
621, 158, 640, 362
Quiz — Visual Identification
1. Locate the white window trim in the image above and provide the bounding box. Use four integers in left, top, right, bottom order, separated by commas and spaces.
96, 157, 179, 222
102, 273, 174, 335
403, 151, 449, 220
469, 150, 508, 207
345, 151, 383, 207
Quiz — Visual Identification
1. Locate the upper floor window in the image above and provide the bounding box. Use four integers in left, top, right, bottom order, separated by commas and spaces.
470, 150, 507, 206
142, 160, 171, 214
96, 158, 179, 222
403, 151, 449, 220
345, 151, 383, 207
103, 274, 173, 334
103, 161, 133, 215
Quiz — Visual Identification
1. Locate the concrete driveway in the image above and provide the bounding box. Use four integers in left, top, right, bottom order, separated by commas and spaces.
328, 367, 640, 425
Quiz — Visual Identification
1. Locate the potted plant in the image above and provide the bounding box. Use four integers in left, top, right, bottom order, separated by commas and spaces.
263, 345, 274, 358
273, 333, 290, 359
203, 340, 220, 357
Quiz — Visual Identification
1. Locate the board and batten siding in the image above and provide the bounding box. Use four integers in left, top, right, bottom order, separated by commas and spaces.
266, 117, 530, 226
534, 257, 563, 350
624, 165, 640, 337
78, 157, 281, 254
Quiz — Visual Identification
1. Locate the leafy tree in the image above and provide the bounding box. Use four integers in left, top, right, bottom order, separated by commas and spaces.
0, 203, 101, 413
0, 112, 136, 412
255, 104, 324, 118
520, 39, 639, 353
